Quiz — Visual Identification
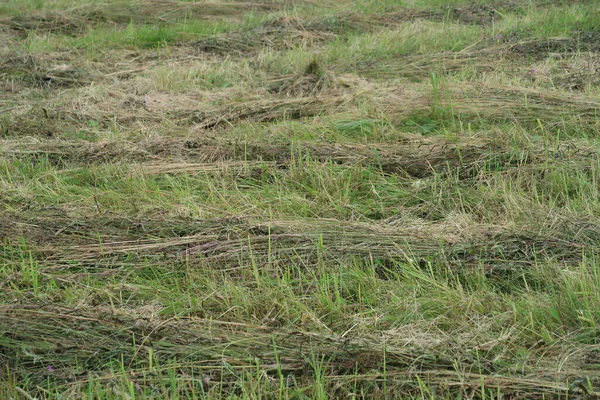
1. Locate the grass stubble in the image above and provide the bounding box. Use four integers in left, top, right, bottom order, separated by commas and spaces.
2, 0, 600, 398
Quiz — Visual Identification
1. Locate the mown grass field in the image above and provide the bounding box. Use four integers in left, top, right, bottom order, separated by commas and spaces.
1, 0, 600, 398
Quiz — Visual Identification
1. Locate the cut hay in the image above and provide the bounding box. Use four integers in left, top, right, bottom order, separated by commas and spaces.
192, 16, 336, 56
5, 302, 594, 398
0, 2, 280, 37
0, 135, 497, 178
445, 82, 600, 117
2, 211, 597, 274
352, 49, 513, 79
5, 134, 599, 180
0, 50, 93, 88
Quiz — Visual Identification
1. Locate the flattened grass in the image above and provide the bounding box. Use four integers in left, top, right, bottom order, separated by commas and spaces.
2, 0, 600, 398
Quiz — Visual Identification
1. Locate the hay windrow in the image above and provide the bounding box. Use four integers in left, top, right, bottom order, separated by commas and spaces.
192, 16, 338, 56
382, 1, 523, 27
0, 136, 498, 177
189, 3, 521, 58
5, 303, 594, 398
0, 50, 94, 89
0, 108, 92, 138
12, 64, 599, 138
0, 2, 281, 37
506, 34, 600, 59
3, 211, 598, 275
13, 72, 422, 131
529, 52, 600, 91
4, 135, 599, 181
353, 32, 600, 81
48, 92, 358, 129
430, 82, 600, 128
352, 49, 515, 79
268, 60, 340, 97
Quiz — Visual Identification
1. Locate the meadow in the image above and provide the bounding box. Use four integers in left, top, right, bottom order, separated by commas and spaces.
1, 0, 600, 398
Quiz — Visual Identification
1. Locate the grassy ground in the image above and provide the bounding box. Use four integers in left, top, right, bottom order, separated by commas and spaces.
1, 0, 600, 398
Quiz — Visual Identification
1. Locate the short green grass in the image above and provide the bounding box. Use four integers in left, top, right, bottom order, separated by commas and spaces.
2, 0, 600, 399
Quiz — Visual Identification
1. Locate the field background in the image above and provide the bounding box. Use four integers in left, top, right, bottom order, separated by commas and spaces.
1, 0, 600, 398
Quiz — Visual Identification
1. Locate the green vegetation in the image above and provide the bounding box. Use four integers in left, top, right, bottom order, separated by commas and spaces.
2, 0, 600, 398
